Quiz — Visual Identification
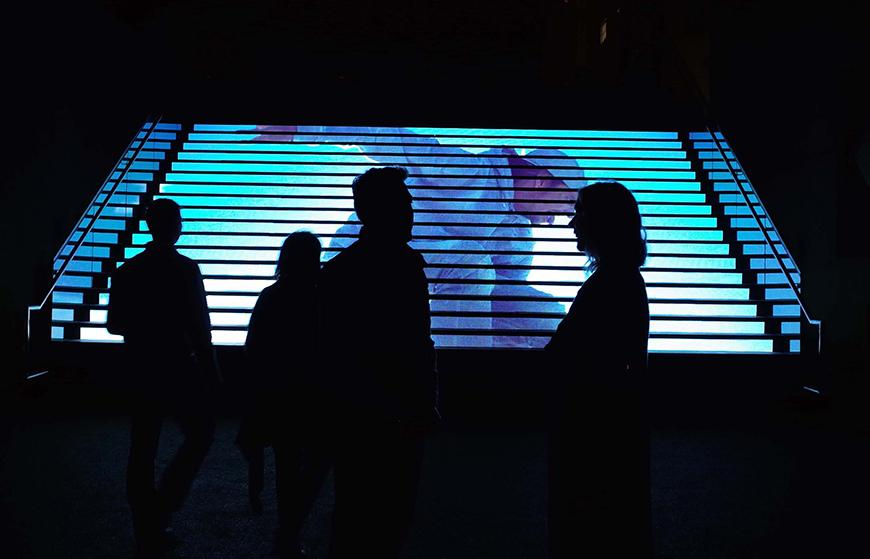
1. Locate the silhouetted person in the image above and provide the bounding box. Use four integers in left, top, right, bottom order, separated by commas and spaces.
236, 231, 331, 558
545, 182, 652, 558
320, 167, 438, 558
107, 198, 220, 555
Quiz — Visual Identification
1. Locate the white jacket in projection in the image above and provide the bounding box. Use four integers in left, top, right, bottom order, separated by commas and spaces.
272, 126, 583, 348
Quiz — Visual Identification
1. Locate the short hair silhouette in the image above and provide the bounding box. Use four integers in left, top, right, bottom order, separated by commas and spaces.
576, 182, 646, 271
145, 198, 182, 244
352, 166, 411, 227
275, 231, 321, 281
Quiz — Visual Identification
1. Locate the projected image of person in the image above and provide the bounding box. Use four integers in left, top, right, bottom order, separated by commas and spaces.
254, 126, 583, 348
106, 199, 220, 554
319, 167, 438, 558
545, 182, 651, 558
236, 231, 330, 558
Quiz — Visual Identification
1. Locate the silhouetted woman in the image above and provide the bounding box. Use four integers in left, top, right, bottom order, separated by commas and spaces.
545, 182, 651, 558
237, 231, 331, 558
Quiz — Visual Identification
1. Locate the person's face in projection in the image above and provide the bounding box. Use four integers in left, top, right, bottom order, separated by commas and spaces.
513, 170, 576, 225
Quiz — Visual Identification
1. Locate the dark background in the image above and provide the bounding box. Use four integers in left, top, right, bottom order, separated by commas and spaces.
2, 0, 868, 410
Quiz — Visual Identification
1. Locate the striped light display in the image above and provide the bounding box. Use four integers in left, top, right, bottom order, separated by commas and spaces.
49, 123, 801, 353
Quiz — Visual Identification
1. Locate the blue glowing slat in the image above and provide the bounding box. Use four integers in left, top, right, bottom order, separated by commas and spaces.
646, 230, 723, 241
144, 132, 177, 141
108, 193, 141, 205
53, 260, 102, 273
99, 293, 109, 305
51, 326, 65, 340
115, 182, 149, 193
91, 219, 127, 231
647, 243, 730, 255
703, 161, 743, 171
188, 132, 684, 149
129, 150, 166, 160
156, 194, 354, 210
688, 132, 725, 140
121, 172, 154, 181
87, 207, 133, 218
737, 230, 780, 242
765, 288, 798, 300
693, 141, 732, 150
641, 216, 717, 228
130, 160, 161, 171
718, 194, 759, 204
193, 125, 680, 139
634, 193, 705, 203
731, 217, 774, 229
61, 246, 110, 258
757, 272, 801, 284
642, 271, 743, 284
708, 171, 747, 181
52, 308, 74, 321
52, 291, 84, 304
650, 338, 771, 353
649, 303, 757, 317
183, 144, 689, 160
142, 141, 172, 150
585, 170, 695, 180
639, 205, 711, 215
154, 123, 183, 131
713, 182, 752, 192
724, 206, 766, 216
750, 258, 796, 270
644, 256, 735, 269
773, 305, 801, 317
69, 232, 118, 244
781, 322, 800, 334
696, 151, 735, 159
56, 276, 92, 288
407, 128, 680, 139
646, 287, 748, 300
790, 340, 801, 352
743, 244, 787, 255
198, 263, 275, 277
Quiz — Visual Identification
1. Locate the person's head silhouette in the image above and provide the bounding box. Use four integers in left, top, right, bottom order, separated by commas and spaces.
145, 198, 182, 246
570, 182, 646, 271
275, 231, 321, 283
352, 167, 413, 243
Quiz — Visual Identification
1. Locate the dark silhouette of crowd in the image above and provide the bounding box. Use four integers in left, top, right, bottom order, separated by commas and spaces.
107, 168, 651, 558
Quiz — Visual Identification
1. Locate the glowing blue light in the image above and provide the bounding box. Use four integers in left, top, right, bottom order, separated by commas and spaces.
52, 309, 74, 321
52, 292, 83, 304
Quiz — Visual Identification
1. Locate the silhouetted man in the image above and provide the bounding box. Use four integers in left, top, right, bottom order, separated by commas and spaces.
320, 167, 438, 558
107, 198, 219, 554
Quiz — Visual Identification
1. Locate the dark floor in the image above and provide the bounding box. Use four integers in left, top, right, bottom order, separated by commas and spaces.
1, 384, 867, 559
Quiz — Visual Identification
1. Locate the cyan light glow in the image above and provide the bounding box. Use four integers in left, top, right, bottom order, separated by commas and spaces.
50, 124, 801, 353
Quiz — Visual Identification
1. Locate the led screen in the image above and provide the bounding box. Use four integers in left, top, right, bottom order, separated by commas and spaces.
50, 123, 802, 353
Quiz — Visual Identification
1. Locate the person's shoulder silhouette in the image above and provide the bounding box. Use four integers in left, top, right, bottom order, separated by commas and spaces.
107, 198, 213, 367
320, 166, 435, 422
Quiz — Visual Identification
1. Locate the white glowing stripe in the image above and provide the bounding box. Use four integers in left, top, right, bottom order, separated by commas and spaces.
648, 338, 773, 353
211, 330, 246, 345
649, 320, 765, 334
649, 303, 757, 317
79, 328, 123, 342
